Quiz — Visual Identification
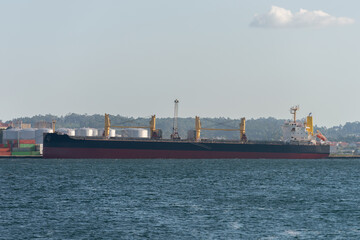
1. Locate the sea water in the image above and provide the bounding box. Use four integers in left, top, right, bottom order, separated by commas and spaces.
1, 158, 360, 239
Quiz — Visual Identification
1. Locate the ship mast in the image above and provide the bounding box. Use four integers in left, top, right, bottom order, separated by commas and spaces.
171, 99, 180, 140
290, 106, 299, 123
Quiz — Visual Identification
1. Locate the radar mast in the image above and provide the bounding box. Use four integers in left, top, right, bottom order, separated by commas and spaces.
290, 106, 299, 123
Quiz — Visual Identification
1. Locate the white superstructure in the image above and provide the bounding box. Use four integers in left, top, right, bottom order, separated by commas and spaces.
282, 121, 315, 143
281, 106, 326, 144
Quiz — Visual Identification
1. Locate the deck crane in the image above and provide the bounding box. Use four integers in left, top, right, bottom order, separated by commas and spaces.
195, 116, 247, 142
170, 99, 181, 140
104, 114, 161, 139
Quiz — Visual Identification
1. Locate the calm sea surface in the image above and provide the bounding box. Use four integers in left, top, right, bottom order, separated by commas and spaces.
1, 158, 360, 239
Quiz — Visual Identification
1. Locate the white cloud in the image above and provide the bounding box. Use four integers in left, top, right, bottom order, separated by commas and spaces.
250, 6, 355, 28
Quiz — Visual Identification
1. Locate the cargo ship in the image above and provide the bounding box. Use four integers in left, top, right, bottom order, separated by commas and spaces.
43, 106, 330, 159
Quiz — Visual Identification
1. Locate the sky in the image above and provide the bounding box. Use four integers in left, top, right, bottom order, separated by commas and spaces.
0, 0, 359, 127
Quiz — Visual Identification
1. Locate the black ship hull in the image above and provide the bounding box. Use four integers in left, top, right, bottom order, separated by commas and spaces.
43, 133, 330, 159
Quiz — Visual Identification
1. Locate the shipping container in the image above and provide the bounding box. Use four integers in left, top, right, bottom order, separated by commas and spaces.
0, 147, 10, 153
31, 151, 41, 156
19, 144, 36, 148
12, 147, 35, 152
0, 151, 11, 156
11, 151, 32, 156
19, 139, 36, 144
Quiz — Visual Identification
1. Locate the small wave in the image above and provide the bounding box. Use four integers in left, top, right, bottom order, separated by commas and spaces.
284, 230, 302, 237
230, 221, 243, 230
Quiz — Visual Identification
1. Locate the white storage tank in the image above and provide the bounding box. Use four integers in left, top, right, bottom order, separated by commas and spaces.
19, 128, 36, 140
121, 128, 148, 138
91, 128, 98, 137
98, 128, 116, 137
98, 129, 104, 136
57, 128, 76, 136
75, 128, 93, 137
109, 129, 116, 137
35, 128, 53, 144
3, 128, 20, 141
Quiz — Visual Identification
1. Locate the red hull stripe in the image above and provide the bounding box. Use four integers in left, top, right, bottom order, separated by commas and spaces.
44, 147, 329, 159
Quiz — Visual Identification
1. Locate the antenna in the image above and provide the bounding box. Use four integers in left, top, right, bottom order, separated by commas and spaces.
171, 99, 180, 140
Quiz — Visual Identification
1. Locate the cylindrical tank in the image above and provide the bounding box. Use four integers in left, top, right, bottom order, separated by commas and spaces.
35, 128, 53, 144
121, 128, 148, 138
109, 129, 116, 137
98, 128, 116, 137
91, 128, 98, 137
98, 129, 104, 136
75, 128, 93, 137
57, 128, 75, 136
19, 128, 36, 140
3, 128, 20, 141
68, 129, 76, 136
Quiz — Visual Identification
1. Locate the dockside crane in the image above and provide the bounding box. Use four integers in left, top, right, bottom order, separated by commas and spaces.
170, 99, 181, 140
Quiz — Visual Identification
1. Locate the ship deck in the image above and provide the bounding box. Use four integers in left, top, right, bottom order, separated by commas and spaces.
67, 136, 322, 146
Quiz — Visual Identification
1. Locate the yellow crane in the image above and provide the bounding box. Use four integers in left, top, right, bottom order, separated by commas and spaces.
195, 116, 247, 142
52, 120, 56, 132
104, 114, 160, 139
306, 115, 314, 136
